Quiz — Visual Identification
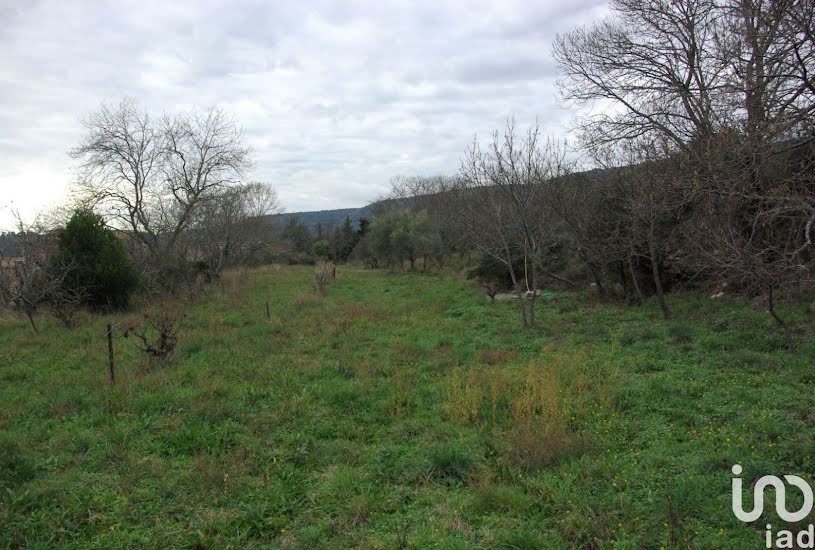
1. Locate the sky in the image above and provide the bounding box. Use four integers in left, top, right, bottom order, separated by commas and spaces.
0, 0, 609, 230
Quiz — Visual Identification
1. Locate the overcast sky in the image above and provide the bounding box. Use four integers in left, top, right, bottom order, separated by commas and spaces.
0, 0, 608, 230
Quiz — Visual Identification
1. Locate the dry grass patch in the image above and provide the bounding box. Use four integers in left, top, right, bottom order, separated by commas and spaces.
444, 367, 511, 424
505, 364, 587, 470
293, 291, 322, 308
444, 351, 603, 470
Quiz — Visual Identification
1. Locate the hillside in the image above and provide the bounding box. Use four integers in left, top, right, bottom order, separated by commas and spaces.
266, 206, 374, 233
265, 167, 618, 234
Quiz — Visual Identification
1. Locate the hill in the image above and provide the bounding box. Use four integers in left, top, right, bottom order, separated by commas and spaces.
266, 205, 374, 233
265, 167, 618, 234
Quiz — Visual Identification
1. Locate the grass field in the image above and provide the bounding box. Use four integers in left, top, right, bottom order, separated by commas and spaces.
1, 265, 814, 549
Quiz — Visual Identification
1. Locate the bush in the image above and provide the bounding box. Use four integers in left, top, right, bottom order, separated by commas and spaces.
57, 210, 139, 309
124, 307, 184, 364
312, 239, 331, 259
467, 252, 525, 291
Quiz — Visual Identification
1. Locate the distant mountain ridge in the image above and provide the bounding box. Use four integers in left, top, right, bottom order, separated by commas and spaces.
265, 205, 374, 233
265, 166, 618, 234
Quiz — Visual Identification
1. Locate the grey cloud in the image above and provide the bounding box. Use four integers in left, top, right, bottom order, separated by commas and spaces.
0, 0, 608, 228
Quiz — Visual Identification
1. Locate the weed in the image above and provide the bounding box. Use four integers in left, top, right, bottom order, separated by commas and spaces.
505, 364, 585, 470
444, 367, 510, 424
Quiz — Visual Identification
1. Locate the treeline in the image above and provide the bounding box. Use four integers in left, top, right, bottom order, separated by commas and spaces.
353, 0, 814, 352
276, 216, 368, 265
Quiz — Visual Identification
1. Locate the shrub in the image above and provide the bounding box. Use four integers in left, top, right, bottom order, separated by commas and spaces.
57, 209, 139, 309
125, 307, 184, 363
467, 253, 524, 291
312, 239, 331, 259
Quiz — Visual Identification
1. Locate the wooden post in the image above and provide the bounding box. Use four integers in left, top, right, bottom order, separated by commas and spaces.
106, 324, 115, 385
265, 301, 270, 320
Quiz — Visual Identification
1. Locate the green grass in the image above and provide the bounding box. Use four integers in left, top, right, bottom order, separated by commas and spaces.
1, 265, 814, 548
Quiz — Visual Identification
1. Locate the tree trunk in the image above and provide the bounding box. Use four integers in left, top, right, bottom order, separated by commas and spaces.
628, 255, 645, 305
588, 262, 605, 297
506, 259, 528, 327
767, 284, 795, 353
26, 310, 38, 333
619, 261, 628, 298
648, 222, 671, 319
528, 254, 538, 326
513, 281, 528, 327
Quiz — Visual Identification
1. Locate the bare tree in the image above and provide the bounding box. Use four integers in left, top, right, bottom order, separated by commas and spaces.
716, 0, 815, 144
0, 213, 80, 332
185, 181, 282, 279
546, 168, 628, 296
237, 181, 284, 259
554, 0, 724, 155
242, 181, 283, 219
457, 120, 571, 327
71, 98, 253, 273
691, 0, 815, 350
687, 131, 814, 351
